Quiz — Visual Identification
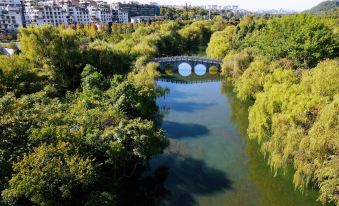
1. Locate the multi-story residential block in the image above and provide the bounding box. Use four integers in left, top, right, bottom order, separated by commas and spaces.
1, 0, 162, 32
111, 8, 128, 23
0, 0, 24, 33
24, 2, 68, 26
111, 2, 160, 19
88, 4, 111, 23
63, 4, 90, 24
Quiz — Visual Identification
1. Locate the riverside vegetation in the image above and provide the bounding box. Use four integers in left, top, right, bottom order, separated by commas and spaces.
0, 20, 220, 205
0, 13, 338, 205
206, 14, 338, 205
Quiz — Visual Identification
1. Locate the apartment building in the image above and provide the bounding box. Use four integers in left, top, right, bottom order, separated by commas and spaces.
24, 2, 68, 26
0, 0, 161, 33
111, 2, 160, 19
88, 4, 111, 23
0, 0, 23, 32
63, 4, 90, 24
111, 8, 128, 23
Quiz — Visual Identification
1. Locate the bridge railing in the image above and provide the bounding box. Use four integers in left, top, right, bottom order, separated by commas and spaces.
150, 56, 223, 65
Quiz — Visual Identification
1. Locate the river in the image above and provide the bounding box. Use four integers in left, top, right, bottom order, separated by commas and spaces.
147, 76, 323, 206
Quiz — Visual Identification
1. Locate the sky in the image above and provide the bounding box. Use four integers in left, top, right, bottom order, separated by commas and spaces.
107, 0, 324, 11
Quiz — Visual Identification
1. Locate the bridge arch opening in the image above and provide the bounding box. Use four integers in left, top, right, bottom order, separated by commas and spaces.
209, 65, 218, 75
164, 64, 175, 75
178, 62, 192, 77
194, 64, 207, 76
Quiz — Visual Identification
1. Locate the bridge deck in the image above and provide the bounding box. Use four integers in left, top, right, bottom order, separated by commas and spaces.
150, 56, 223, 65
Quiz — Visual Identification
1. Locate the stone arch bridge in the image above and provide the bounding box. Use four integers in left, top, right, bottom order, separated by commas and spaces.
150, 56, 223, 72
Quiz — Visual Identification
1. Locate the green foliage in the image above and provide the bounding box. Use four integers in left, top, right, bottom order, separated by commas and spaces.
19, 25, 84, 90
216, 13, 338, 204
206, 26, 236, 59
81, 64, 108, 91
296, 96, 339, 204
253, 14, 338, 67
234, 15, 268, 49
128, 62, 160, 88
111, 81, 158, 119
0, 65, 168, 205
0, 55, 49, 96
178, 21, 212, 52
234, 58, 298, 101
211, 16, 229, 32
116, 21, 183, 58
1, 20, 236, 206
0, 90, 57, 180
2, 142, 96, 206
160, 6, 208, 20
247, 59, 339, 205
235, 57, 272, 100
85, 40, 131, 75
221, 49, 254, 81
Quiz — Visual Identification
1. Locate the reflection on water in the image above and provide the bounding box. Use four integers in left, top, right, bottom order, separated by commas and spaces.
209, 66, 218, 75
146, 75, 323, 206
194, 64, 207, 76
159, 72, 221, 84
178, 63, 192, 76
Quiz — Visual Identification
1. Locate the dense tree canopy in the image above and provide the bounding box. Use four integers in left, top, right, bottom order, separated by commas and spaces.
0, 14, 338, 206
206, 26, 236, 59
252, 14, 339, 67
0, 65, 168, 205
214, 13, 339, 205
178, 21, 212, 53
247, 60, 339, 204
2, 19, 219, 205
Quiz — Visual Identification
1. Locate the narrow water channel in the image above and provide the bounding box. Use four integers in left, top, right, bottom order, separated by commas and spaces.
149, 78, 322, 206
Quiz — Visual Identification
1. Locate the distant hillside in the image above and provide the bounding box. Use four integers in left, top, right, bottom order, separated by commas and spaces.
307, 0, 339, 14
322, 7, 339, 17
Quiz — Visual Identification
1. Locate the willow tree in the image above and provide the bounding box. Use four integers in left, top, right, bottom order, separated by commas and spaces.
206, 26, 236, 59
247, 60, 339, 205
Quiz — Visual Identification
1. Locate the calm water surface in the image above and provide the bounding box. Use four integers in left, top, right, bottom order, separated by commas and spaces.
149, 78, 322, 206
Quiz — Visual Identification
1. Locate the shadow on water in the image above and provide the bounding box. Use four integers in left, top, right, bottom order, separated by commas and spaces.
119, 165, 170, 206
121, 155, 232, 206
162, 121, 210, 139
152, 154, 233, 206
160, 101, 216, 113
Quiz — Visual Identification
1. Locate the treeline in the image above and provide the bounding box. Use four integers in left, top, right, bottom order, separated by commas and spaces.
0, 18, 233, 205
0, 24, 172, 205
206, 14, 339, 205
0, 19, 224, 96
160, 6, 246, 20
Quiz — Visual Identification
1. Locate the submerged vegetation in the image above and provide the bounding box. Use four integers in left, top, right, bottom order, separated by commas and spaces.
0, 11, 338, 206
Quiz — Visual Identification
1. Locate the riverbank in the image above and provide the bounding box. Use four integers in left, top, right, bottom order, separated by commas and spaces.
147, 77, 324, 206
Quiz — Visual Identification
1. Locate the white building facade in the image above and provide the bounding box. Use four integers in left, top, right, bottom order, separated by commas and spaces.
88, 4, 111, 23
111, 8, 128, 23
0, 0, 23, 32
1, 0, 162, 33
63, 5, 90, 24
